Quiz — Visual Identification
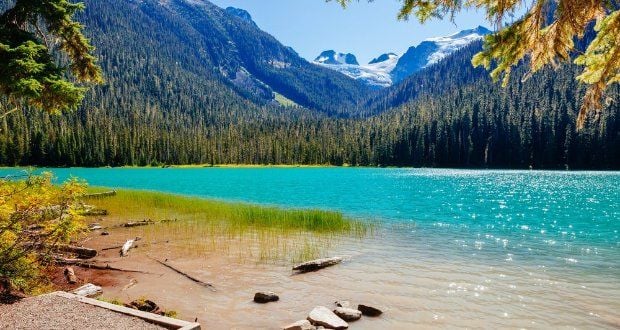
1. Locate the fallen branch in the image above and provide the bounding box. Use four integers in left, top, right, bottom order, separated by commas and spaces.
149, 257, 215, 291
55, 258, 151, 274
122, 279, 138, 291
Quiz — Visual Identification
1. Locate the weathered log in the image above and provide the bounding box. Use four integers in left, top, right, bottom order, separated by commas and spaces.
23, 243, 97, 259
82, 191, 117, 199
72, 283, 102, 297
58, 245, 98, 259
121, 220, 155, 228
292, 257, 343, 273
63, 267, 78, 284
150, 257, 215, 291
82, 208, 108, 216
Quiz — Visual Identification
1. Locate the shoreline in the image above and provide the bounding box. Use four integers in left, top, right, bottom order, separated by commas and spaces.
4, 175, 620, 328
2, 165, 620, 173
37, 189, 378, 328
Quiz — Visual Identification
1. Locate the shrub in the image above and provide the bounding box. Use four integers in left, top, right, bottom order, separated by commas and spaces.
0, 173, 86, 293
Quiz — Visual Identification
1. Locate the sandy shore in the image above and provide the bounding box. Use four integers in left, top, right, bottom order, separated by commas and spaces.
72, 230, 390, 329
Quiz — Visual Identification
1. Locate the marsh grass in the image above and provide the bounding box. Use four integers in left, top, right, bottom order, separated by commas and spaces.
86, 188, 372, 262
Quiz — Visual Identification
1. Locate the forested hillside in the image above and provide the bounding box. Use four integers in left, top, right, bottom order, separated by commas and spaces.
0, 0, 617, 169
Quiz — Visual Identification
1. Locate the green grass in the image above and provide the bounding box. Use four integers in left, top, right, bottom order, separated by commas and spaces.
85, 188, 371, 262
273, 92, 299, 107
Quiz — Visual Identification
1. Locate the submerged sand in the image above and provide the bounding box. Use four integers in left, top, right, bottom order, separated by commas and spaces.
70, 228, 620, 329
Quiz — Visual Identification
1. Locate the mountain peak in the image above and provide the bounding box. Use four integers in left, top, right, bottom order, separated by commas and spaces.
225, 7, 257, 26
314, 50, 359, 65
368, 53, 398, 65
391, 26, 491, 83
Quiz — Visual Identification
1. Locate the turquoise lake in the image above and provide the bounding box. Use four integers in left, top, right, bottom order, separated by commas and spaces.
2, 167, 619, 327
3, 167, 618, 273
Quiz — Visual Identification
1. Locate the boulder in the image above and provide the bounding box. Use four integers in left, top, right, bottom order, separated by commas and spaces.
307, 306, 348, 329
335, 300, 350, 308
293, 257, 343, 273
254, 291, 279, 303
358, 304, 383, 317
333, 307, 361, 321
282, 319, 314, 330
72, 283, 102, 297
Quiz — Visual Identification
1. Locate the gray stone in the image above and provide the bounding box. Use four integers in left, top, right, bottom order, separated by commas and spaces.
282, 319, 314, 330
307, 306, 348, 329
333, 307, 361, 321
253, 291, 279, 303
358, 304, 383, 317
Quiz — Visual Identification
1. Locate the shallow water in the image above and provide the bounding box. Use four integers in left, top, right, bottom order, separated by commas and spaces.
2, 167, 619, 327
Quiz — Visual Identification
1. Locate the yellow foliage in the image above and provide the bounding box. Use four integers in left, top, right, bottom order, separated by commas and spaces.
0, 173, 86, 292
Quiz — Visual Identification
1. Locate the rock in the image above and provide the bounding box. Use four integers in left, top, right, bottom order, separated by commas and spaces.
333, 307, 361, 322
101, 231, 110, 236
253, 291, 279, 303
282, 319, 314, 330
335, 300, 350, 308
292, 257, 343, 273
307, 306, 348, 329
125, 299, 162, 314
88, 223, 102, 230
72, 283, 102, 297
357, 304, 383, 317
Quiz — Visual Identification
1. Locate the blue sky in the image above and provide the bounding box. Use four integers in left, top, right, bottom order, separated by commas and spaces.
209, 0, 492, 64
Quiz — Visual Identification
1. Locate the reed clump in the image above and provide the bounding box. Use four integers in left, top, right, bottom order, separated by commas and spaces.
86, 188, 371, 262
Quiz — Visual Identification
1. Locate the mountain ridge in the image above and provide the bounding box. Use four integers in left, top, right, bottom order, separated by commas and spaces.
313, 26, 492, 87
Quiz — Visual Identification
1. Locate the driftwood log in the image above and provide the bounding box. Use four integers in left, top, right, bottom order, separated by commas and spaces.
121, 220, 155, 228
82, 191, 117, 199
58, 245, 98, 259
55, 258, 151, 274
292, 257, 343, 273
150, 257, 215, 291
63, 267, 78, 284
24, 243, 97, 259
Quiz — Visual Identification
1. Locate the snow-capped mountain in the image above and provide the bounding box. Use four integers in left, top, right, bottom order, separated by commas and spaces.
314, 26, 491, 87
314, 52, 399, 88
314, 50, 359, 65
392, 26, 491, 83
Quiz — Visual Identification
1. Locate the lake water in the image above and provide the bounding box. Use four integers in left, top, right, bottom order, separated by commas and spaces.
2, 167, 619, 328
